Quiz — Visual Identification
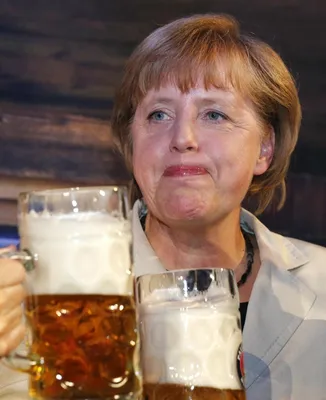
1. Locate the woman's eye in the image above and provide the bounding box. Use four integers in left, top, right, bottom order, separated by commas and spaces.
205, 111, 226, 121
148, 111, 169, 121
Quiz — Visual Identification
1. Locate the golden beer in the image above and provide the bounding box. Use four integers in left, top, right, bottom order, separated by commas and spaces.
143, 383, 246, 400
25, 294, 141, 399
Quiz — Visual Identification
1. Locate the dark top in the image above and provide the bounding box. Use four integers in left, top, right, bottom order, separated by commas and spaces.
240, 302, 249, 330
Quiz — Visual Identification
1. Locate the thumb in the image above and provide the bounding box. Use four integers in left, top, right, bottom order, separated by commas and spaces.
0, 245, 17, 254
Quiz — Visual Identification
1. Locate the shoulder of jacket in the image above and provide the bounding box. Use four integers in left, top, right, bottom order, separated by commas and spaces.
286, 236, 326, 259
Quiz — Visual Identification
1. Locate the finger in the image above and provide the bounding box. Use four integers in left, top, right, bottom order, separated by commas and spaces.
0, 245, 16, 254
0, 284, 27, 316
0, 261, 26, 288
0, 306, 24, 337
0, 323, 26, 357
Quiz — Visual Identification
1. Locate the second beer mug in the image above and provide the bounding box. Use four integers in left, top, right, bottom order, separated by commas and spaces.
137, 269, 246, 400
2, 186, 141, 400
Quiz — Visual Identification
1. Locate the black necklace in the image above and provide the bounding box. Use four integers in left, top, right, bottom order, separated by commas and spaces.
237, 229, 254, 288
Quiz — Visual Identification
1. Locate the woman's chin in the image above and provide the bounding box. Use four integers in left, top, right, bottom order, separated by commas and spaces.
154, 188, 217, 225
159, 199, 211, 225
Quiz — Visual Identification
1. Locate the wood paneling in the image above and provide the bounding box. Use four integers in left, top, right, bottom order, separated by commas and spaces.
0, 102, 129, 183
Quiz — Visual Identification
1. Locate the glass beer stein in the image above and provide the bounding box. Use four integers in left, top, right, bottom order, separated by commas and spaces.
2, 186, 141, 400
137, 269, 246, 400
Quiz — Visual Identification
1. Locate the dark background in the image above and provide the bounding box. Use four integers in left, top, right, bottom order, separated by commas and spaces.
0, 0, 325, 245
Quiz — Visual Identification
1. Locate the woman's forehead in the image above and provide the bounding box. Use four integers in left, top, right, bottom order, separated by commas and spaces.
134, 57, 252, 109
137, 81, 245, 109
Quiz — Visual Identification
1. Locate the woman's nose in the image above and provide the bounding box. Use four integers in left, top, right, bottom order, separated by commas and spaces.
169, 121, 199, 153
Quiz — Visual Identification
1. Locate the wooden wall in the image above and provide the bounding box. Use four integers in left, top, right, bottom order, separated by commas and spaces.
0, 0, 325, 244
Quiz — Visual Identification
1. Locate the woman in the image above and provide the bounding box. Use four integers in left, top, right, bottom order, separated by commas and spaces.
113, 13, 326, 399
0, 13, 326, 400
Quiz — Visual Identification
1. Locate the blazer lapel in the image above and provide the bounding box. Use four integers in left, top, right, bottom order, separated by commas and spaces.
241, 210, 316, 389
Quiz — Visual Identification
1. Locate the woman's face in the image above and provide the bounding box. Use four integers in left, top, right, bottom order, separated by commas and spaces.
131, 82, 273, 227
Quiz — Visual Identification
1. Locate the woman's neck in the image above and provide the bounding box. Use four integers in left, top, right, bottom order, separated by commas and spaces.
145, 208, 246, 272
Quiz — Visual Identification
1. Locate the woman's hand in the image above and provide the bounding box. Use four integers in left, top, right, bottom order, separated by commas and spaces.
0, 247, 27, 356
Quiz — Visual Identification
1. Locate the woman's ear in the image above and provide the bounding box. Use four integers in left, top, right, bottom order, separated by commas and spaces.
253, 125, 275, 176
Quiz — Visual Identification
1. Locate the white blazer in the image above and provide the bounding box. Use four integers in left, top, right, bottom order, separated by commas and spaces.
1, 204, 326, 400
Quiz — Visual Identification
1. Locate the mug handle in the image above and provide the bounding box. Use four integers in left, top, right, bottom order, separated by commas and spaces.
0, 249, 35, 271
0, 249, 36, 372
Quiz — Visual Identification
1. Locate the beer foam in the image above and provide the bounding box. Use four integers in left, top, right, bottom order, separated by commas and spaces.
139, 288, 242, 390
143, 284, 231, 305
20, 212, 132, 295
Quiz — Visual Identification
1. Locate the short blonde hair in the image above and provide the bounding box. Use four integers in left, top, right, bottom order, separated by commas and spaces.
111, 14, 301, 214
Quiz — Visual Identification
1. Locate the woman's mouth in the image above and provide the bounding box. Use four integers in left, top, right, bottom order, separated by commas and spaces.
163, 165, 208, 177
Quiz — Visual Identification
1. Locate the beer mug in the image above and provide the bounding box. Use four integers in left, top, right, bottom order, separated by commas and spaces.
137, 269, 246, 400
2, 186, 142, 400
